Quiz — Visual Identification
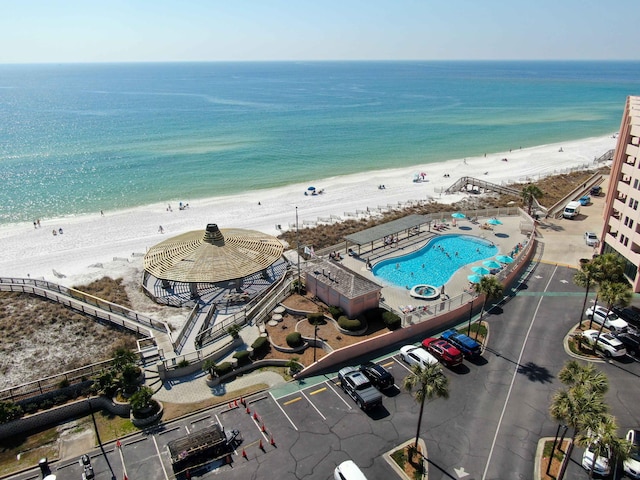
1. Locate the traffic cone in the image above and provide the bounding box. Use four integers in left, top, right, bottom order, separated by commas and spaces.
259, 439, 263, 450
185, 469, 191, 479
242, 448, 247, 459
234, 399, 238, 407
261, 424, 266, 433
123, 475, 128, 480
253, 412, 258, 421
240, 396, 246, 406
246, 406, 251, 414
116, 439, 121, 448
270, 435, 276, 447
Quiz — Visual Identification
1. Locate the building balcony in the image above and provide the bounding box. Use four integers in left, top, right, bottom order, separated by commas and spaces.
627, 143, 640, 158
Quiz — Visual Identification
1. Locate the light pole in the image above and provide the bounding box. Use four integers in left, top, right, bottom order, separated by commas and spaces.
313, 324, 319, 363
295, 206, 301, 293
467, 299, 474, 336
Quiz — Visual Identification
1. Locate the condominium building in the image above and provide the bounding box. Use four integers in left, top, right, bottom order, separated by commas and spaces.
601, 96, 640, 292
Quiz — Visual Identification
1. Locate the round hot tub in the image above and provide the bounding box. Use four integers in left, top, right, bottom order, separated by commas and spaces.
409, 284, 440, 300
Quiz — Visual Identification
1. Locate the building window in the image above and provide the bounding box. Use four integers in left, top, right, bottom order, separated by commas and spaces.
621, 234, 626, 244
625, 237, 629, 247
631, 220, 635, 229
635, 178, 639, 189
624, 217, 629, 226
635, 200, 639, 210
630, 197, 635, 207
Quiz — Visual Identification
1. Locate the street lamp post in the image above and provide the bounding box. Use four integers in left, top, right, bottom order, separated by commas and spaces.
467, 299, 474, 336
295, 206, 301, 293
313, 324, 319, 363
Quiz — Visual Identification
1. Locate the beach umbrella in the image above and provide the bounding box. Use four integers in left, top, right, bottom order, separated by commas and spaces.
471, 266, 490, 275
307, 186, 316, 191
483, 260, 502, 269
451, 212, 466, 219
496, 255, 514, 264
487, 218, 502, 225
467, 274, 483, 284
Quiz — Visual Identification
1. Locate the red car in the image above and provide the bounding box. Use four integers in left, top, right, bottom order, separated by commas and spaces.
422, 337, 464, 367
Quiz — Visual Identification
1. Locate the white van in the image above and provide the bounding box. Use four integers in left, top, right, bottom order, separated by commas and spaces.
563, 201, 581, 219
334, 460, 368, 480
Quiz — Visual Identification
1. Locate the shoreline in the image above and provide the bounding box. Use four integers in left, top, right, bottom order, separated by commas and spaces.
0, 133, 615, 287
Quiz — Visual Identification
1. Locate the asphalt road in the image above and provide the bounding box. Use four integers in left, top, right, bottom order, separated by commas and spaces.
9, 260, 640, 480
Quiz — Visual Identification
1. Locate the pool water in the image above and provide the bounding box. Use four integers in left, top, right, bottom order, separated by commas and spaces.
372, 234, 498, 288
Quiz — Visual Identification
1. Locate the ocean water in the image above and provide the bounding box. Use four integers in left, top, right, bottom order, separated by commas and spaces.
1, 61, 639, 225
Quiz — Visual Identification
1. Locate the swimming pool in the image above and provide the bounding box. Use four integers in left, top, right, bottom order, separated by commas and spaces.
372, 234, 498, 288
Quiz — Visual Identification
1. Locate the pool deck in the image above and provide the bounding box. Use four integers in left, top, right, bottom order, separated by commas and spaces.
338, 215, 530, 313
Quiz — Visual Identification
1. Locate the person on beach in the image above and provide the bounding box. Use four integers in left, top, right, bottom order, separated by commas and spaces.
58, 228, 63, 235
158, 225, 164, 234
33, 221, 37, 229
52, 229, 57, 236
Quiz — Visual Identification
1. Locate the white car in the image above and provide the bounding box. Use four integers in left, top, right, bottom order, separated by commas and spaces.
334, 460, 368, 480
399, 345, 438, 368
584, 232, 599, 247
625, 429, 640, 479
582, 440, 611, 476
585, 305, 629, 332
582, 329, 627, 358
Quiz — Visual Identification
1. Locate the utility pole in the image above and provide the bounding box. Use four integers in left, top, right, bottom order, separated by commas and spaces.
296, 206, 301, 293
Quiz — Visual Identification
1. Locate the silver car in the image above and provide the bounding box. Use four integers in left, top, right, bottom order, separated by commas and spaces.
584, 231, 599, 247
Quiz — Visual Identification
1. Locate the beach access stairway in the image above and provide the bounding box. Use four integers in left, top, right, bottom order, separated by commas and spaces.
445, 176, 522, 196
0, 277, 174, 362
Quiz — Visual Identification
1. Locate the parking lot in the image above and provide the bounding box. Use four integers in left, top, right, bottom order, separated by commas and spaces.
10, 258, 640, 480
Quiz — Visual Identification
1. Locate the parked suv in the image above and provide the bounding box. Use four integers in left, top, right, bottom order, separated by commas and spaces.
583, 329, 627, 358
585, 306, 628, 332
440, 329, 482, 359
422, 337, 463, 367
612, 305, 640, 331
359, 362, 394, 390
613, 331, 640, 357
399, 345, 438, 368
337, 367, 382, 411
624, 429, 640, 479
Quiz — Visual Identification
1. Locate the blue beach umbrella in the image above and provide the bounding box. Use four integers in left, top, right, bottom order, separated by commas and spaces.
471, 266, 490, 275
467, 274, 483, 284
451, 212, 466, 219
487, 218, 502, 225
307, 186, 316, 191
496, 255, 514, 264
483, 260, 502, 269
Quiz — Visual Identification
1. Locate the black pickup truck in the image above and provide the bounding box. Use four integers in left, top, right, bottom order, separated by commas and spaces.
338, 366, 383, 411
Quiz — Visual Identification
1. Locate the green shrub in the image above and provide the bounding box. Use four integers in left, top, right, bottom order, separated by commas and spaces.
215, 362, 233, 376
286, 332, 303, 348
122, 364, 141, 385
22, 402, 38, 415
251, 336, 269, 352
58, 378, 70, 389
0, 401, 23, 424
307, 312, 325, 325
177, 359, 190, 368
328, 306, 343, 319
382, 311, 402, 330
130, 386, 154, 412
233, 350, 251, 366
39, 399, 54, 410
227, 324, 242, 339
203, 359, 217, 377
338, 316, 362, 331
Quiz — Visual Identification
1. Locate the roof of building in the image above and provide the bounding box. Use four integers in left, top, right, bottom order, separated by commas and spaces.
344, 214, 430, 246
304, 258, 381, 299
143, 224, 284, 283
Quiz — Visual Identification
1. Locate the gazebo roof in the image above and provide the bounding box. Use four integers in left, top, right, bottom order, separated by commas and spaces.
143, 224, 284, 283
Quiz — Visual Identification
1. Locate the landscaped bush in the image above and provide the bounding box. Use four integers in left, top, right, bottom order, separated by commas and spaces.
0, 401, 23, 424
130, 386, 155, 415
328, 306, 343, 319
251, 336, 270, 353
307, 312, 325, 325
177, 359, 190, 368
338, 316, 362, 331
286, 332, 303, 348
233, 350, 251, 366
215, 362, 233, 376
382, 311, 402, 330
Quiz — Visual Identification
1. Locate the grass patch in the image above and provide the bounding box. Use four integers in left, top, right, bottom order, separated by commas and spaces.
540, 439, 570, 480
257, 366, 293, 381
390, 444, 425, 480
0, 426, 59, 477
91, 410, 138, 443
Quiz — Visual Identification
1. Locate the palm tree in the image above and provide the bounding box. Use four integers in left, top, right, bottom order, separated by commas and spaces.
112, 347, 138, 372
593, 280, 632, 349
521, 184, 543, 215
574, 261, 599, 327
558, 360, 608, 396
549, 385, 607, 441
475, 275, 504, 329
402, 363, 449, 450
576, 413, 630, 479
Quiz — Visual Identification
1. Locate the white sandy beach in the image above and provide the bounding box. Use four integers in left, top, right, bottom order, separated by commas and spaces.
0, 134, 616, 288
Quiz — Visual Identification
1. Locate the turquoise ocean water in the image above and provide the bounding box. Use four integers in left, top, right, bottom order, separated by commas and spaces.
1, 61, 640, 226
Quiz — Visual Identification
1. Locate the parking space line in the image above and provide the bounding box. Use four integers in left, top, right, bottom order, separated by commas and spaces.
301, 391, 326, 420
324, 381, 352, 409
190, 414, 211, 425
394, 357, 413, 373
152, 434, 170, 480
123, 437, 147, 447
382, 360, 395, 368
117, 442, 128, 480
269, 392, 298, 431
184, 425, 190, 434
283, 396, 302, 405
309, 387, 326, 395
158, 426, 180, 436
215, 413, 222, 426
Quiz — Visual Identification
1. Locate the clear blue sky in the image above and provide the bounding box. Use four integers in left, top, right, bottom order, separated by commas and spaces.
1, 0, 638, 63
